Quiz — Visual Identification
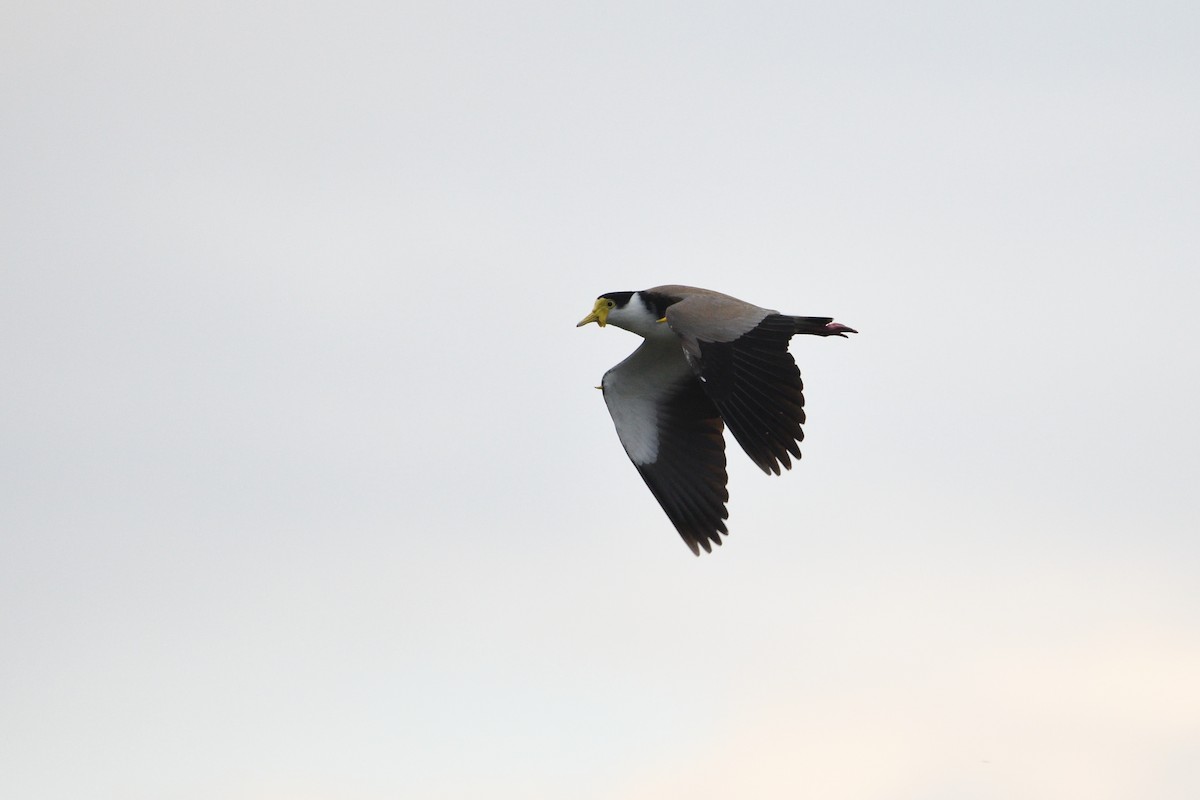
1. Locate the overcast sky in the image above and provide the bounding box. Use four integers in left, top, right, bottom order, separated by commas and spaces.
3, 2, 1198, 798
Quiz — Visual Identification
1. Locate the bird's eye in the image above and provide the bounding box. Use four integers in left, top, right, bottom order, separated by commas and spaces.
606, 300, 615, 308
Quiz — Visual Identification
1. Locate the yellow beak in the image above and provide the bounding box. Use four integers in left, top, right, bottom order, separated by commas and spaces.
576, 299, 610, 328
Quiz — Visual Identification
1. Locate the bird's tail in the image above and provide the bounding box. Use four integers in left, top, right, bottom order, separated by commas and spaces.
788, 316, 858, 337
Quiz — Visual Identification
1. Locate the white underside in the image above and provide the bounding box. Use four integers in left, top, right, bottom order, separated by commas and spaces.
602, 334, 694, 466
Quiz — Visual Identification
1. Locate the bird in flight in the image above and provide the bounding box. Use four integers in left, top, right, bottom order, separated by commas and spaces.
577, 285, 856, 555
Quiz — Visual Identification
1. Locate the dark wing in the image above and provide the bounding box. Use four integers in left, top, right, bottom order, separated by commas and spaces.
602, 343, 729, 555
630, 378, 729, 555
690, 314, 814, 475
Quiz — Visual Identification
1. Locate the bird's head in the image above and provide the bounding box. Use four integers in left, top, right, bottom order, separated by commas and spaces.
576, 295, 616, 328
576, 292, 636, 329
576, 291, 665, 336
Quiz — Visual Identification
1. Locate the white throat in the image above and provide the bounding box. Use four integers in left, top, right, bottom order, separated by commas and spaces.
609, 292, 671, 339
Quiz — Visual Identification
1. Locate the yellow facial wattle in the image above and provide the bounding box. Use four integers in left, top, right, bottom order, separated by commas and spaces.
576, 298, 611, 328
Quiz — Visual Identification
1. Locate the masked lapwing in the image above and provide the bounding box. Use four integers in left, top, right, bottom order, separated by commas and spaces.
577, 285, 856, 555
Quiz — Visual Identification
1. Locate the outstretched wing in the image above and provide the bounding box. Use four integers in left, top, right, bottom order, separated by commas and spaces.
602, 339, 729, 555
665, 300, 812, 475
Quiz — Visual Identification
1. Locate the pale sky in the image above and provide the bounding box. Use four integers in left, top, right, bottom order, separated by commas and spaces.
2, 2, 1198, 798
